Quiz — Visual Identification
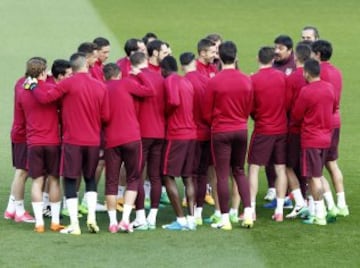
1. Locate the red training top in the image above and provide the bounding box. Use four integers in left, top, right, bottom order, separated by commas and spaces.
18, 81, 60, 146
196, 59, 217, 78
320, 61, 342, 129
250, 67, 287, 135
203, 69, 253, 133
184, 70, 211, 141
33, 72, 109, 146
116, 57, 131, 78
292, 80, 335, 148
11, 77, 27, 143
104, 72, 155, 148
164, 73, 196, 140
90, 59, 104, 82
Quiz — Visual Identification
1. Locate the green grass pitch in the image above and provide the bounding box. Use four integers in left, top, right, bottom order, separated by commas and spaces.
0, 0, 360, 267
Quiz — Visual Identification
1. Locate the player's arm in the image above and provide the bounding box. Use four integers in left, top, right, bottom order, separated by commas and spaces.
128, 72, 155, 97
164, 77, 180, 114
32, 80, 65, 104
291, 88, 307, 123
100, 89, 110, 126
11, 95, 26, 141
202, 80, 215, 126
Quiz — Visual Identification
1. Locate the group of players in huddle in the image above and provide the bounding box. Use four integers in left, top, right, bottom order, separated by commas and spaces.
4, 26, 349, 235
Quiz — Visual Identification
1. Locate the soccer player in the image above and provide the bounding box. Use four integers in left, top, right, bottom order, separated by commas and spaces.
312, 40, 349, 218
160, 55, 197, 231
292, 59, 335, 225
32, 52, 109, 235
264, 35, 296, 206
248, 47, 288, 222
91, 37, 111, 81
180, 52, 211, 225
205, 33, 223, 70
78, 42, 98, 71
301, 26, 320, 42
103, 55, 155, 233
203, 41, 253, 230
130, 52, 166, 230
196, 38, 218, 78
285, 43, 312, 219
42, 59, 72, 217
3, 58, 47, 224
116, 38, 147, 77
147, 40, 169, 73
19, 58, 64, 233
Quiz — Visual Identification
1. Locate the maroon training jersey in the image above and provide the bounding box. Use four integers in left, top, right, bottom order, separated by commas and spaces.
148, 63, 161, 74
286, 67, 307, 134
184, 70, 211, 141
292, 80, 335, 148
18, 81, 60, 146
104, 73, 155, 148
33, 72, 109, 146
90, 60, 104, 82
320, 61, 342, 129
116, 57, 131, 78
164, 73, 196, 140
196, 59, 217, 78
273, 53, 296, 76
11, 77, 27, 143
203, 69, 253, 133
250, 67, 287, 135
136, 68, 165, 139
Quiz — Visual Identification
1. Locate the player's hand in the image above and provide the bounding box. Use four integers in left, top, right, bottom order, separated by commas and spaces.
23, 77, 38, 90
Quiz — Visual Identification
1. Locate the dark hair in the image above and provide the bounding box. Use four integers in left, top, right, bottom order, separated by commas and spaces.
258, 47, 275, 64
51, 59, 71, 79
142, 32, 158, 45
124, 38, 141, 57
219, 41, 237, 64
179, 52, 195, 66
295, 43, 312, 63
302, 26, 320, 39
103, 63, 120, 81
274, 35, 293, 49
130, 52, 146, 66
160, 55, 178, 73
304, 59, 320, 77
311, 40, 333, 61
197, 38, 216, 54
77, 42, 97, 56
205, 33, 223, 43
147, 40, 164, 57
93, 37, 110, 49
70, 52, 87, 71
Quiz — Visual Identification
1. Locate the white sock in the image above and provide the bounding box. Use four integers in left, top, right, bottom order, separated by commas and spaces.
275, 198, 284, 214
81, 192, 87, 205
336, 192, 346, 208
292, 189, 305, 207
62, 196, 67, 209
86, 192, 97, 223
117, 186, 126, 199
144, 180, 151, 199
15, 200, 25, 216
50, 202, 61, 224
229, 208, 238, 216
32, 202, 44, 227
122, 204, 132, 223
206, 184, 212, 193
314, 199, 326, 219
66, 198, 79, 226
187, 215, 195, 225
147, 208, 158, 225
243, 207, 253, 219
268, 187, 276, 194
43, 192, 50, 208
108, 210, 117, 225
161, 186, 166, 194
6, 195, 15, 213
214, 210, 221, 217
308, 196, 315, 216
177, 217, 187, 226
323, 191, 335, 210
135, 209, 146, 223
251, 201, 256, 214
221, 213, 230, 225
195, 207, 203, 218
